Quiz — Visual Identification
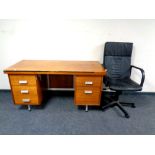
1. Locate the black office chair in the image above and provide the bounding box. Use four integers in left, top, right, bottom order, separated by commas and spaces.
102, 42, 145, 118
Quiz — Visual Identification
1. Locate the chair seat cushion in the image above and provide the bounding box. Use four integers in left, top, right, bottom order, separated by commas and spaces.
109, 78, 142, 91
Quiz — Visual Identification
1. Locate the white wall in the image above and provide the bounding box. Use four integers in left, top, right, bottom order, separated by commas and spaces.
0, 19, 155, 92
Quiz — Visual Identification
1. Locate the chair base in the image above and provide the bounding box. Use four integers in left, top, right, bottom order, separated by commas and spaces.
120, 102, 136, 108
102, 101, 135, 118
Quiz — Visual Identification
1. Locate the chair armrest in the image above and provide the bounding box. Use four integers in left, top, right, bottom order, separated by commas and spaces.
130, 65, 145, 87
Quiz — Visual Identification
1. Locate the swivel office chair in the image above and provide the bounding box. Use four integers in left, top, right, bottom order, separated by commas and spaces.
102, 42, 145, 118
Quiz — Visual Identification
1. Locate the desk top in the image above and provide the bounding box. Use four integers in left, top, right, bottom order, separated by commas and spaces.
4, 60, 106, 75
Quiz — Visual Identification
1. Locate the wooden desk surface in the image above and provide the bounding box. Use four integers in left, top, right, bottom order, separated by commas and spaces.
4, 60, 106, 75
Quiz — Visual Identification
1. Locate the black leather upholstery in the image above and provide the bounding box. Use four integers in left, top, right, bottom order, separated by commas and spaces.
104, 42, 133, 56
104, 42, 142, 91
102, 42, 145, 118
104, 42, 133, 79
109, 78, 142, 91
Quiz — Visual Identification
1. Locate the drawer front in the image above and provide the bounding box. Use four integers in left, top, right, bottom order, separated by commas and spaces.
12, 86, 39, 105
75, 76, 102, 87
13, 96, 39, 105
12, 86, 38, 96
9, 75, 37, 86
75, 87, 101, 105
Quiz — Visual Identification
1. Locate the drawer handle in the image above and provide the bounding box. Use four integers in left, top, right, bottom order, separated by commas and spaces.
21, 90, 29, 94
19, 80, 28, 84
22, 99, 30, 103
84, 90, 93, 94
85, 81, 93, 85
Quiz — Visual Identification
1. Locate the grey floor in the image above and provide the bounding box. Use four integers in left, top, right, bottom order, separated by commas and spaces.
0, 90, 155, 135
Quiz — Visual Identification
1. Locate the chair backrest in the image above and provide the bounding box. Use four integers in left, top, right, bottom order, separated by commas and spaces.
104, 42, 133, 79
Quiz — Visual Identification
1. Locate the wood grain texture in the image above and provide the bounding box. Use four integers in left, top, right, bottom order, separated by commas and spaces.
75, 87, 101, 105
49, 75, 73, 88
9, 75, 42, 105
75, 76, 102, 87
74, 75, 103, 106
12, 86, 38, 96
4, 60, 106, 76
12, 86, 39, 105
9, 75, 37, 86
5, 60, 106, 107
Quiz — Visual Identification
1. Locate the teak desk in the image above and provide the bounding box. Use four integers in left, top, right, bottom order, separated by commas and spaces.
4, 60, 106, 111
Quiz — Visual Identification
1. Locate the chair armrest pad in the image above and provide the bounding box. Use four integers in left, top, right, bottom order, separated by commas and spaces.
130, 65, 145, 87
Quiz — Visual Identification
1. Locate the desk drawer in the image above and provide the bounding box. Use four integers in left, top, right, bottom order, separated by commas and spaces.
12, 86, 38, 96
9, 75, 37, 86
12, 86, 39, 105
13, 96, 39, 105
75, 87, 101, 105
75, 76, 102, 87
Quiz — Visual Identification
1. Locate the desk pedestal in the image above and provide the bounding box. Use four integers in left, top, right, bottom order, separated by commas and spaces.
8, 74, 103, 108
